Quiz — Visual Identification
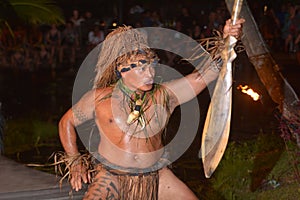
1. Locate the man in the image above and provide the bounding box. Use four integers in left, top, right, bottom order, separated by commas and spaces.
58, 18, 244, 199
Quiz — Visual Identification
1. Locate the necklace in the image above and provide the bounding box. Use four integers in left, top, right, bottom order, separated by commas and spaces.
117, 80, 146, 126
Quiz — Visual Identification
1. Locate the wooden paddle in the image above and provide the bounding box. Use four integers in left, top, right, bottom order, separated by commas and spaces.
200, 0, 243, 178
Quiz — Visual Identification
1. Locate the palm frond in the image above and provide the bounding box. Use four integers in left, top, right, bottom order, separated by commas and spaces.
7, 0, 65, 25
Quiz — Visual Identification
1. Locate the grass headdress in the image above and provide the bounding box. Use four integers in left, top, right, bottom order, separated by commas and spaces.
93, 26, 155, 89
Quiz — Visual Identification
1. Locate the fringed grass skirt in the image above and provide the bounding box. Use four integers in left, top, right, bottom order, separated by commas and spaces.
117, 169, 159, 200
85, 162, 159, 200
85, 153, 171, 200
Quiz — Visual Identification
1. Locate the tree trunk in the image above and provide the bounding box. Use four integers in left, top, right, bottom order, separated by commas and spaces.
225, 0, 300, 147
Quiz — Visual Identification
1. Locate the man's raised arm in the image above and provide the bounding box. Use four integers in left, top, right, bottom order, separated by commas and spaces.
163, 18, 245, 108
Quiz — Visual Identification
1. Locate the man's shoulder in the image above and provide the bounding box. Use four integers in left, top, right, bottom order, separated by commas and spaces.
152, 84, 171, 100
93, 87, 114, 100
94, 86, 113, 93
78, 87, 111, 102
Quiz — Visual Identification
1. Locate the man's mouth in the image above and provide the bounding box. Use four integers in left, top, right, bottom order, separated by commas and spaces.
144, 80, 153, 85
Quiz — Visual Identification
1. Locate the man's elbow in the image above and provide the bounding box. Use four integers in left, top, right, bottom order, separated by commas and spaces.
58, 114, 74, 135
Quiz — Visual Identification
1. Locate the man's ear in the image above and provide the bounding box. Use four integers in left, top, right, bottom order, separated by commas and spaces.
115, 69, 122, 79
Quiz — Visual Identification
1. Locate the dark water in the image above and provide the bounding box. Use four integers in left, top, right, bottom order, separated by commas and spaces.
0, 68, 77, 163
0, 68, 75, 120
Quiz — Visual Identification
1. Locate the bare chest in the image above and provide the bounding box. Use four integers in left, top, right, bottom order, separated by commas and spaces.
95, 95, 169, 139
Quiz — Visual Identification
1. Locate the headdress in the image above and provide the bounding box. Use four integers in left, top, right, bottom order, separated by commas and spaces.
93, 26, 154, 89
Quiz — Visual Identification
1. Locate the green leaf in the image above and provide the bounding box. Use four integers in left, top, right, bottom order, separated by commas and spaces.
0, 0, 64, 27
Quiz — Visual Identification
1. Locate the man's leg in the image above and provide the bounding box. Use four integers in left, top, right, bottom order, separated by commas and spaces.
158, 167, 198, 200
83, 166, 119, 200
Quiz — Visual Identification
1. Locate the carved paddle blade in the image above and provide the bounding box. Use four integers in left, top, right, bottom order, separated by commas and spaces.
200, 35, 238, 178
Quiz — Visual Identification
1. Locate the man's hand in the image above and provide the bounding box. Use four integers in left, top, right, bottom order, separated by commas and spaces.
223, 18, 245, 39
69, 162, 91, 191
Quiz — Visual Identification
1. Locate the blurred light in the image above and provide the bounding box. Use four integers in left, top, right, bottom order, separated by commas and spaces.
264, 5, 268, 15
237, 85, 260, 101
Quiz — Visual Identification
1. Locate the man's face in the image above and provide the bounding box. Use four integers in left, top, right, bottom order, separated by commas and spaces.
119, 55, 157, 91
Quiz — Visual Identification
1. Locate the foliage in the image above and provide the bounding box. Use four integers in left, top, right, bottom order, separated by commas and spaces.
210, 140, 256, 200
266, 150, 300, 184
208, 132, 287, 199
253, 149, 300, 200
0, 0, 64, 36
255, 182, 300, 200
277, 106, 300, 182
174, 131, 300, 199
7, 0, 65, 25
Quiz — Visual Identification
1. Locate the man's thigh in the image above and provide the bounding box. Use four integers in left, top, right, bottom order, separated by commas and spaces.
158, 167, 198, 200
83, 168, 119, 200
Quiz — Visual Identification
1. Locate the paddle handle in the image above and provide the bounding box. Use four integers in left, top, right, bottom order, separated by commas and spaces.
231, 0, 243, 25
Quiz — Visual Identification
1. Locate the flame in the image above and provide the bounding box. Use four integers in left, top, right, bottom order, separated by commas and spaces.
237, 85, 260, 101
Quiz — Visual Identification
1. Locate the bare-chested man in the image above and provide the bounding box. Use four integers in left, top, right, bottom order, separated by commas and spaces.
58, 18, 245, 200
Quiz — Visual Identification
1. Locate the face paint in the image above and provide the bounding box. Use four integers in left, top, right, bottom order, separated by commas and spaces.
118, 59, 159, 73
